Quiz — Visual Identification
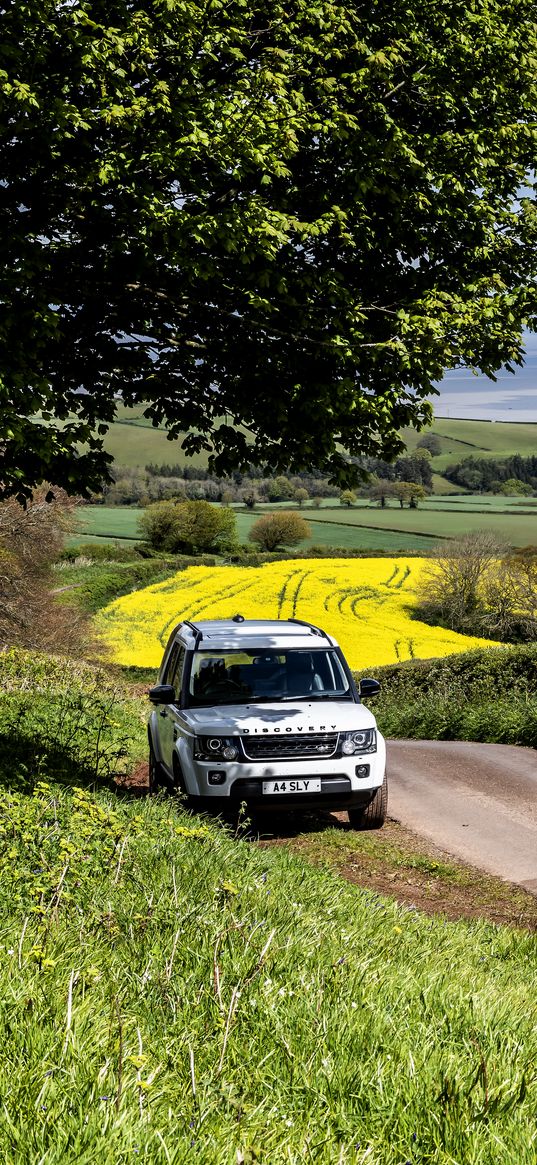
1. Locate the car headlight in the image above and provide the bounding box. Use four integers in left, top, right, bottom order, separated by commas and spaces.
194, 736, 239, 761
340, 729, 376, 756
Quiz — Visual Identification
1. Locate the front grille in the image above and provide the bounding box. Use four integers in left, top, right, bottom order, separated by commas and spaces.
241, 733, 338, 761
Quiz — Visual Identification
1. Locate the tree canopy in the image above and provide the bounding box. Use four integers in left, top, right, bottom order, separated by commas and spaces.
139, 499, 236, 554
1, 0, 536, 500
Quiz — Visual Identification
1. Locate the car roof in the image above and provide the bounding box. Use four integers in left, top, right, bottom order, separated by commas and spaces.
172, 617, 338, 651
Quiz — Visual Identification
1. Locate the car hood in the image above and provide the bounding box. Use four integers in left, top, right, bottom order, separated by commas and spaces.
180, 701, 377, 736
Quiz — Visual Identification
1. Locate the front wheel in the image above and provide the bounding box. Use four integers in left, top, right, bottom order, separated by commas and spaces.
348, 774, 388, 830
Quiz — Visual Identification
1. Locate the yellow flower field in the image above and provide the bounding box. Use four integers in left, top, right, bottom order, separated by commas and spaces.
97, 558, 498, 670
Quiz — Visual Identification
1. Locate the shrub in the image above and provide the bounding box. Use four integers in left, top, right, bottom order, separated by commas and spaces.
0, 490, 98, 656
249, 511, 311, 551
0, 648, 146, 789
356, 642, 537, 748
139, 499, 237, 554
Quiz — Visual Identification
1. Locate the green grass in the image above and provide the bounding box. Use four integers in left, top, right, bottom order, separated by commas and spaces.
233, 511, 441, 552
71, 507, 144, 545
0, 648, 536, 1164
296, 505, 537, 547
358, 643, 537, 748
402, 419, 537, 468
73, 498, 537, 554
103, 409, 537, 475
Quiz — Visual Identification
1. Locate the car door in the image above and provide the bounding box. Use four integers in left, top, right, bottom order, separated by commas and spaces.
158, 643, 186, 772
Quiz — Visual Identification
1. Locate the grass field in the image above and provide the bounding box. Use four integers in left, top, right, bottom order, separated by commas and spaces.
100, 408, 537, 485
1, 648, 536, 1165
74, 499, 537, 551
402, 418, 537, 469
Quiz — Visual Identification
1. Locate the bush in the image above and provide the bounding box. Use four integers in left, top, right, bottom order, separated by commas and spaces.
249, 510, 311, 551
0, 648, 146, 790
139, 499, 237, 554
356, 643, 537, 748
0, 490, 97, 656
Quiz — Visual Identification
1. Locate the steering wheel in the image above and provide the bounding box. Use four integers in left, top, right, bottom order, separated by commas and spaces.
207, 679, 243, 693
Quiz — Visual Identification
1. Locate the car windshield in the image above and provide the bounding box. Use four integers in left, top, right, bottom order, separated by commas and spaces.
187, 649, 352, 706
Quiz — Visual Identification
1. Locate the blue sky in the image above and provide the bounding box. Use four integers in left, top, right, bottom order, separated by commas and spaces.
432, 331, 537, 422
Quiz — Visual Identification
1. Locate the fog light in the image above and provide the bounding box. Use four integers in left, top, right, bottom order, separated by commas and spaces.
208, 771, 226, 785
355, 764, 370, 778
222, 745, 238, 761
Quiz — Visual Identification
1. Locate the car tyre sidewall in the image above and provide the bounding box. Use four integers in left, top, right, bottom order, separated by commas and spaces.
348, 773, 388, 830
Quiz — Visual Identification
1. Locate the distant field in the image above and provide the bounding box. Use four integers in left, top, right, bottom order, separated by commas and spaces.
73, 505, 440, 552
99, 408, 537, 483
74, 498, 537, 551
297, 505, 537, 546
72, 506, 143, 545
232, 511, 439, 552
403, 418, 537, 471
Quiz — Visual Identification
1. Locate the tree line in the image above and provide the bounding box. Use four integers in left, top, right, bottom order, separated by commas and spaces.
443, 455, 537, 494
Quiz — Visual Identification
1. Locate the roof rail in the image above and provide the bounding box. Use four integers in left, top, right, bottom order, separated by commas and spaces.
288, 616, 330, 641
182, 619, 203, 646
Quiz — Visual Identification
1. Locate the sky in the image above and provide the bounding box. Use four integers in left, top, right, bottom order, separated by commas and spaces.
432, 331, 537, 422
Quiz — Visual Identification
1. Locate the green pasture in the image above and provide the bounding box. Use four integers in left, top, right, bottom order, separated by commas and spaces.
73, 500, 537, 551
232, 510, 441, 551
402, 419, 537, 471
97, 407, 537, 482
72, 506, 143, 545
74, 506, 441, 552
299, 505, 537, 547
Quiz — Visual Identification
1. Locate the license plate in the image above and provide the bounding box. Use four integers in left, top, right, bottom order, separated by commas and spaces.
262, 778, 322, 795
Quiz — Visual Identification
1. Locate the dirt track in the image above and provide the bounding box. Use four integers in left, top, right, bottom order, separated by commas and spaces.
388, 740, 537, 894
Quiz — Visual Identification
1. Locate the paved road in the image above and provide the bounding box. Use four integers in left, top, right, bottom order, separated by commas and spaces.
388, 740, 537, 893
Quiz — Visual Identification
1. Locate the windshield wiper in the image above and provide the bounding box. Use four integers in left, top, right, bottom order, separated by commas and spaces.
278, 692, 349, 702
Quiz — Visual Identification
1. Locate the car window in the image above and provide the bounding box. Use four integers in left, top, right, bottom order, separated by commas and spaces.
163, 643, 186, 696
187, 649, 351, 704
168, 646, 186, 697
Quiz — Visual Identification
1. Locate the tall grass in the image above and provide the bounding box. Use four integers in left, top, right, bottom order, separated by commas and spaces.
0, 648, 536, 1163
0, 783, 536, 1164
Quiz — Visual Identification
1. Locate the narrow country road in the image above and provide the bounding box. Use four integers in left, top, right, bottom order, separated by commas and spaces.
387, 740, 537, 893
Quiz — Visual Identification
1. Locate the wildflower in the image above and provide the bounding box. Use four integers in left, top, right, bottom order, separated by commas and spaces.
393, 925, 403, 934
97, 557, 497, 670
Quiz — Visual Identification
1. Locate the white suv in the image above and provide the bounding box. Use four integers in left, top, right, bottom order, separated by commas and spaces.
148, 616, 387, 829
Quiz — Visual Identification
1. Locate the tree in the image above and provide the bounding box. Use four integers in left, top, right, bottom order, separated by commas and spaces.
139, 500, 236, 554
500, 479, 533, 496
393, 481, 427, 507
340, 489, 356, 507
267, 476, 295, 503
395, 453, 433, 489
369, 481, 396, 508
0, 490, 95, 654
249, 511, 311, 551
415, 531, 537, 641
417, 434, 442, 457
295, 488, 309, 507
1, 1, 536, 501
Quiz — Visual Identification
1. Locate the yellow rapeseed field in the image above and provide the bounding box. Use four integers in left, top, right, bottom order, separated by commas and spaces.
97, 558, 498, 670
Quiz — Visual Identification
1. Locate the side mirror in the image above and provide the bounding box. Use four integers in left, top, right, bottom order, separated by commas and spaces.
359, 678, 381, 699
148, 683, 176, 705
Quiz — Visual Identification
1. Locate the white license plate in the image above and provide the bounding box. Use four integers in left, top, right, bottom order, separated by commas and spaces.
262, 778, 322, 795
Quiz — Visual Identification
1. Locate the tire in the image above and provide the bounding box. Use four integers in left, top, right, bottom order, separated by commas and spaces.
348, 773, 388, 830
148, 738, 169, 795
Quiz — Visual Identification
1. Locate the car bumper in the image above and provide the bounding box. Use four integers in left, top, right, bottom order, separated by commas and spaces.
179, 739, 386, 805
